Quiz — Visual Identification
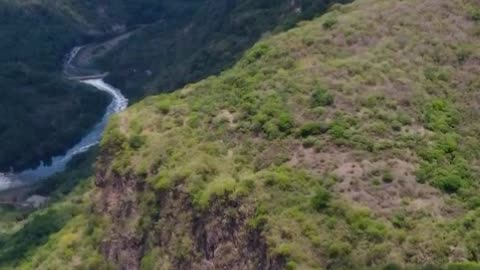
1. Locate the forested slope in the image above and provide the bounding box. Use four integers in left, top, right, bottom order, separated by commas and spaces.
0, 0, 103, 171
0, 0, 181, 171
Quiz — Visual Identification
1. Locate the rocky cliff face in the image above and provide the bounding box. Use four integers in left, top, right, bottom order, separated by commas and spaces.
95, 149, 283, 270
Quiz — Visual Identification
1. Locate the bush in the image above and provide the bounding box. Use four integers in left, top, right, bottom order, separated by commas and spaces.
423, 99, 458, 132
323, 17, 338, 29
468, 6, 480, 21
311, 88, 334, 107
433, 173, 465, 193
245, 43, 271, 64
277, 113, 294, 132
424, 67, 450, 82
251, 99, 294, 139
329, 119, 352, 140
195, 177, 237, 208
156, 100, 172, 114
311, 187, 332, 210
299, 122, 330, 137
391, 120, 403, 132
264, 121, 282, 139
286, 261, 297, 270
302, 137, 317, 148
129, 134, 146, 150
382, 170, 395, 183
327, 241, 352, 258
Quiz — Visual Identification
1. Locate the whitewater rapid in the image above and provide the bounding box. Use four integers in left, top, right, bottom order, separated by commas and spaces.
0, 48, 128, 191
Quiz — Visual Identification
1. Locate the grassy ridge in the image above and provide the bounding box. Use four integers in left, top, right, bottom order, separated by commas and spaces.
96, 0, 480, 268
97, 0, 350, 100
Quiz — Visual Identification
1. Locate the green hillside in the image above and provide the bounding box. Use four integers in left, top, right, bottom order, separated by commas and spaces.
0, 0, 344, 171
93, 0, 480, 267
2, 0, 480, 269
97, 0, 349, 100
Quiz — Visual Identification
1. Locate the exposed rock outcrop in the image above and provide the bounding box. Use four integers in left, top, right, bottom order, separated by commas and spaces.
95, 151, 283, 270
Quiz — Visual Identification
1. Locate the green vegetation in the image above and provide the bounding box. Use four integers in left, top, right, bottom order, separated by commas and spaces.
0, 148, 109, 269
98, 0, 351, 100
0, 0, 97, 171
311, 87, 335, 107
91, 0, 480, 268
0, 65, 109, 170
0, 0, 186, 171
1, 0, 480, 269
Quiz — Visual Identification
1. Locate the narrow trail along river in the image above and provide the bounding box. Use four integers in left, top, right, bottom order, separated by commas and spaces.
0, 46, 128, 191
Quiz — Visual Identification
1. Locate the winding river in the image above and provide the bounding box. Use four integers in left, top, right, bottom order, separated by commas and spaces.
0, 47, 128, 191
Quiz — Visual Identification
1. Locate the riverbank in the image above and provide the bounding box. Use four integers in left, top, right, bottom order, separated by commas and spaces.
0, 41, 129, 191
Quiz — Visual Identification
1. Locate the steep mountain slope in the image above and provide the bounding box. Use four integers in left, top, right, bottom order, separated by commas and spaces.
0, 0, 187, 171
3, 0, 480, 269
97, 0, 350, 100
0, 66, 110, 171
17, 0, 480, 269
1, 0, 344, 170
0, 0, 113, 171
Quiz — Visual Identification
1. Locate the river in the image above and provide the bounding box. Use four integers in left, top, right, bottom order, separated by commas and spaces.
0, 47, 128, 191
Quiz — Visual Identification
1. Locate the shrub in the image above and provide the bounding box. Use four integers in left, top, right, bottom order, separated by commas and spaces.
327, 241, 352, 258
263, 170, 294, 191
286, 261, 297, 270
299, 122, 330, 137
396, 113, 412, 125
264, 121, 282, 139
456, 44, 474, 63
245, 43, 271, 64
311, 88, 334, 107
129, 134, 146, 150
424, 67, 450, 82
100, 118, 127, 150
382, 170, 395, 183
423, 99, 458, 132
391, 120, 403, 132
323, 17, 338, 29
467, 6, 480, 21
311, 187, 331, 210
277, 113, 294, 132
436, 133, 459, 154
433, 173, 465, 193
329, 120, 352, 140
195, 176, 237, 208
362, 94, 385, 108
251, 98, 294, 138
302, 137, 317, 148
369, 121, 389, 136
156, 100, 172, 114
